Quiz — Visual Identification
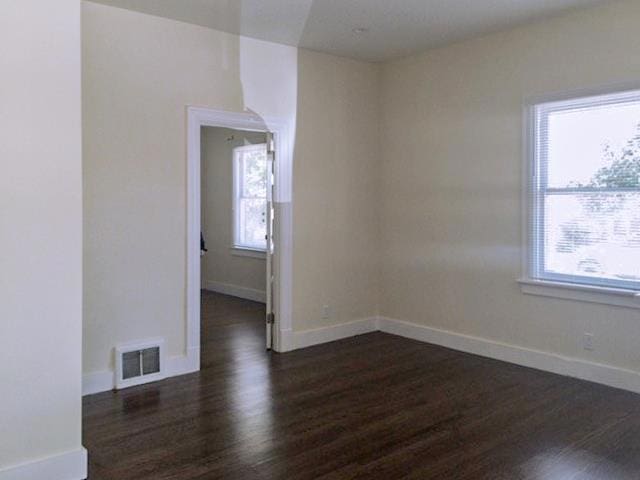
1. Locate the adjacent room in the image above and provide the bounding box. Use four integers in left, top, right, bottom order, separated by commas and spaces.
4, 0, 640, 479
200, 126, 271, 367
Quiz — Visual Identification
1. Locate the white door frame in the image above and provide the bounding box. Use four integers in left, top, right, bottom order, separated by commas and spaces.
186, 106, 293, 367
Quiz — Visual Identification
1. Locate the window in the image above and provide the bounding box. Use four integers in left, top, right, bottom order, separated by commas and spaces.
233, 143, 267, 252
526, 89, 640, 293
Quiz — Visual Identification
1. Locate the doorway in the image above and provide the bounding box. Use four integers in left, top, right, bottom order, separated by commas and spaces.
200, 126, 269, 362
186, 107, 293, 370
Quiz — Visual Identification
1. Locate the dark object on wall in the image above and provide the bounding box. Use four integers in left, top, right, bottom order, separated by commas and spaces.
201, 232, 208, 253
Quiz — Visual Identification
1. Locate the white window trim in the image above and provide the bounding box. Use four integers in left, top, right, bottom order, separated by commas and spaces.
521, 84, 640, 309
231, 247, 266, 259
518, 278, 640, 309
232, 143, 267, 253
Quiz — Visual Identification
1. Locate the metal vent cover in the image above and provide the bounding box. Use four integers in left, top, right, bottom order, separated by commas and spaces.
122, 347, 161, 379
115, 339, 165, 389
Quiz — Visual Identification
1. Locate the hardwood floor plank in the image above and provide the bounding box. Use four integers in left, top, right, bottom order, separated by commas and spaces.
83, 291, 640, 479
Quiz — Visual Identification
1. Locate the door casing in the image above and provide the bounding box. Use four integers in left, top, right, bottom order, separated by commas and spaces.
186, 106, 293, 371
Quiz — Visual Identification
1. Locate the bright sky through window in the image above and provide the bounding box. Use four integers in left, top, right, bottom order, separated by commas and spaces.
547, 102, 640, 188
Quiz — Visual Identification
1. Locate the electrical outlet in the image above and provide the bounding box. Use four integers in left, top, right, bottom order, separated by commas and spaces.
583, 333, 594, 351
322, 304, 331, 319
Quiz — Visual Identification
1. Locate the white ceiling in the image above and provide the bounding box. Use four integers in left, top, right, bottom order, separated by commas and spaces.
89, 0, 612, 62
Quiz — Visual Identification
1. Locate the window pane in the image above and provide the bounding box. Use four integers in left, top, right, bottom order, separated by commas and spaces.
240, 198, 266, 249
547, 102, 640, 188
544, 192, 640, 282
242, 147, 267, 198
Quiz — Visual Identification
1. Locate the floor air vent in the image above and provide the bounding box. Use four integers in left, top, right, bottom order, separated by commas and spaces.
115, 339, 166, 389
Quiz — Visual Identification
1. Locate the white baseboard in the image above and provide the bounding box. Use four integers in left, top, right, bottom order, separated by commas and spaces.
275, 328, 293, 353
378, 317, 640, 395
84, 314, 640, 397
166, 345, 200, 377
0, 447, 87, 480
82, 370, 114, 396
82, 346, 200, 396
203, 281, 266, 303
286, 317, 378, 351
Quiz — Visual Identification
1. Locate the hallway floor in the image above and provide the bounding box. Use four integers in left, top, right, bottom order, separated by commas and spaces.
83, 292, 640, 479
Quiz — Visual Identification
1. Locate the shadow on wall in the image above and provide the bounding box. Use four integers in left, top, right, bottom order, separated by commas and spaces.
290, 42, 382, 332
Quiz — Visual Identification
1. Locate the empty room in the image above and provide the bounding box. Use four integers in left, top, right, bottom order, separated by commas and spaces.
3, 0, 640, 479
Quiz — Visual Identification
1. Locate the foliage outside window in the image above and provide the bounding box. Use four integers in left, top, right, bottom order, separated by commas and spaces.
233, 144, 267, 251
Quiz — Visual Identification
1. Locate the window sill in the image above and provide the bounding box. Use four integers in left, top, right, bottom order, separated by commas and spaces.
231, 247, 266, 259
518, 278, 640, 309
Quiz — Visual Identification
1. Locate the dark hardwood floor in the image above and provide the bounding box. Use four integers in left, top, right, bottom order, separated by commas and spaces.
84, 291, 640, 479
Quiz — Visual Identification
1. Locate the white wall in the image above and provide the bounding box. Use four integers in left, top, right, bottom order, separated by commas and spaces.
3, 0, 639, 475
82, 1, 380, 375
380, 0, 640, 373
201, 127, 266, 297
0, 0, 84, 475
292, 50, 381, 332
82, 0, 640, 392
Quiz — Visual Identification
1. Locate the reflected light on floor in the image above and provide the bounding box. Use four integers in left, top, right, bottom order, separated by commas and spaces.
523, 450, 629, 479
229, 326, 274, 463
